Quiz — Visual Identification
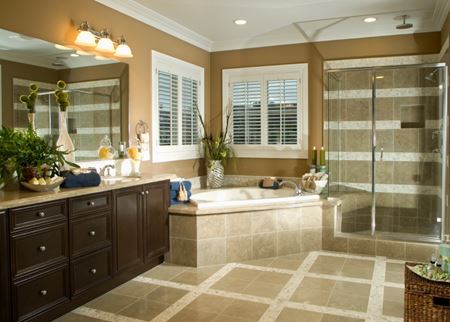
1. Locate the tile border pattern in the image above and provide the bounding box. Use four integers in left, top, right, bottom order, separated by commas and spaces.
71, 251, 405, 322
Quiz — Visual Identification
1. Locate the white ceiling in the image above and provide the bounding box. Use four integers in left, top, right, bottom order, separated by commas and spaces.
97, 0, 450, 52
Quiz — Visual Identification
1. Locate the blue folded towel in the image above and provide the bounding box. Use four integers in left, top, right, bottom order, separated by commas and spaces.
170, 180, 192, 192
61, 171, 101, 188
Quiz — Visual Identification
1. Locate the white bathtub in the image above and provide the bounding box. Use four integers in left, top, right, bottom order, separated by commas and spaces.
190, 187, 320, 209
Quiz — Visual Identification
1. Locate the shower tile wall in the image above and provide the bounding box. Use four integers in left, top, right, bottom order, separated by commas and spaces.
325, 67, 442, 237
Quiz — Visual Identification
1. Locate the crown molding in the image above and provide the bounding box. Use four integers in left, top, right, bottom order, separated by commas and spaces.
432, 0, 450, 29
95, 0, 213, 52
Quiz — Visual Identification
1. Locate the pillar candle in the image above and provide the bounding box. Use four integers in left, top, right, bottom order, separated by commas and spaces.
311, 146, 317, 165
320, 146, 326, 166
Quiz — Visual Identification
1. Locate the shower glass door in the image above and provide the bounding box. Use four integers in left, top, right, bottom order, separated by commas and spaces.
373, 65, 447, 240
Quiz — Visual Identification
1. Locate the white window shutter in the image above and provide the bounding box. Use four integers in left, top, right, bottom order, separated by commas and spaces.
158, 71, 178, 146
182, 77, 199, 146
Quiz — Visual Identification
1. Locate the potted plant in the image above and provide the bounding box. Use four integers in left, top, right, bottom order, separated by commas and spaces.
197, 106, 234, 188
19, 83, 39, 130
54, 80, 75, 164
0, 126, 78, 189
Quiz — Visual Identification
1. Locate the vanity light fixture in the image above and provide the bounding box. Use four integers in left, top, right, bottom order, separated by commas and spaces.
363, 17, 377, 23
234, 19, 247, 25
74, 21, 133, 58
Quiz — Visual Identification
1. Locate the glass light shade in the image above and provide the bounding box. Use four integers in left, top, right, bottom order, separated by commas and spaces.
75, 30, 96, 47
96, 37, 115, 53
114, 43, 133, 58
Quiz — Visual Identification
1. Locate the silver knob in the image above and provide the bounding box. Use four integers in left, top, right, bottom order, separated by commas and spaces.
87, 201, 95, 206
90, 268, 97, 275
37, 211, 45, 218
140, 191, 145, 196
39, 246, 46, 252
40, 290, 47, 296
145, 190, 149, 195
89, 230, 96, 237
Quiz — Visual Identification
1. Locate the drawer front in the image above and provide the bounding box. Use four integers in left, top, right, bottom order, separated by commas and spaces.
13, 264, 69, 322
12, 223, 68, 278
70, 192, 111, 216
71, 248, 112, 297
71, 213, 111, 257
10, 201, 66, 232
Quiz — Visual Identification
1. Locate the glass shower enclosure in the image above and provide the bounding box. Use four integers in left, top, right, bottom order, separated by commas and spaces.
326, 63, 448, 242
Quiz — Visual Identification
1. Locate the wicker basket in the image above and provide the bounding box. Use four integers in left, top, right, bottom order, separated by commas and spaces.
405, 262, 450, 321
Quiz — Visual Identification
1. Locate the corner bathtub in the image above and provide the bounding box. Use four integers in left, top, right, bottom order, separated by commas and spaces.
189, 187, 320, 209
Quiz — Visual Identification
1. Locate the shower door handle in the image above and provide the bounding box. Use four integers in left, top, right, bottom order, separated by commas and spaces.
380, 146, 384, 161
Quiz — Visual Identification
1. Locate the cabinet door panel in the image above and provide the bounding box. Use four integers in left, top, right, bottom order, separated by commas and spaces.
144, 180, 169, 261
113, 186, 144, 273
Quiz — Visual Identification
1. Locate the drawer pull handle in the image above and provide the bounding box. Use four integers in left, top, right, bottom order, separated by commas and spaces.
145, 190, 149, 195
90, 268, 97, 275
38, 246, 46, 252
89, 230, 96, 237
87, 201, 95, 206
37, 211, 45, 218
40, 290, 47, 296
140, 191, 145, 196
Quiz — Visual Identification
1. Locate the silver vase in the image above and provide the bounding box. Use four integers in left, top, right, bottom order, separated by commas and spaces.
207, 160, 224, 188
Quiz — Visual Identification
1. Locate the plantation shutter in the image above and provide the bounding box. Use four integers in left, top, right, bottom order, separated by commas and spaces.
158, 70, 178, 146
267, 79, 298, 145
231, 81, 261, 145
181, 77, 199, 145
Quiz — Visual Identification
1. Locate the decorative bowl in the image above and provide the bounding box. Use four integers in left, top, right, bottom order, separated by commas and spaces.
301, 179, 328, 194
21, 177, 64, 192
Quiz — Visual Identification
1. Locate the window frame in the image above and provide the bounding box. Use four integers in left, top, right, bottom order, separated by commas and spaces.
151, 50, 205, 163
222, 63, 309, 159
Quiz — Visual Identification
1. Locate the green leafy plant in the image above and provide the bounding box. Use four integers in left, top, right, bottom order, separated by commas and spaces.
0, 126, 78, 184
196, 106, 234, 167
19, 83, 39, 113
54, 80, 70, 111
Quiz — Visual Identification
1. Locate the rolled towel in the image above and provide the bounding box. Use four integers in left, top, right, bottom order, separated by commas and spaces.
170, 180, 192, 192
170, 190, 192, 200
61, 171, 101, 188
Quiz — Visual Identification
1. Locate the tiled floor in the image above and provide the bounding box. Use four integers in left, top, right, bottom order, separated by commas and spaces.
54, 251, 405, 322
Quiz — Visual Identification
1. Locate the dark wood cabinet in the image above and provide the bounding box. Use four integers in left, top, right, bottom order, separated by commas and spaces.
143, 181, 170, 262
1, 179, 170, 322
113, 185, 144, 273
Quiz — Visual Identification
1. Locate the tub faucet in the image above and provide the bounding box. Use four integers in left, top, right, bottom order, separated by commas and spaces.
279, 180, 302, 195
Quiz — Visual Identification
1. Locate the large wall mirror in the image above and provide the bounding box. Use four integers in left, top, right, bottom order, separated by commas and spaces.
0, 28, 129, 161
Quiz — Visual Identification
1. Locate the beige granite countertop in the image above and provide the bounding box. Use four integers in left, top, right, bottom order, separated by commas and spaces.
0, 173, 176, 211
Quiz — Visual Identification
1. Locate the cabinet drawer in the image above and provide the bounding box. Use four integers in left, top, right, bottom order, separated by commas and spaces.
13, 264, 69, 322
70, 192, 111, 216
71, 248, 112, 297
70, 213, 111, 257
11, 223, 68, 278
10, 201, 66, 232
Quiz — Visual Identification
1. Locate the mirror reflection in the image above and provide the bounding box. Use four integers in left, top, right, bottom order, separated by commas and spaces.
0, 28, 129, 161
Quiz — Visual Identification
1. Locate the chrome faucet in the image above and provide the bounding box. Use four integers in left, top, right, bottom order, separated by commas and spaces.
279, 180, 302, 195
101, 164, 115, 177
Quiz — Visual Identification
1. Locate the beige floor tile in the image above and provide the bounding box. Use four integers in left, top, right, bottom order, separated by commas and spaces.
327, 293, 369, 312
142, 265, 186, 280
170, 271, 211, 285
111, 280, 159, 298
241, 258, 275, 267
53, 313, 107, 322
297, 277, 336, 292
340, 259, 374, 279
332, 281, 371, 297
118, 299, 168, 320
268, 258, 303, 270
184, 294, 233, 314
221, 299, 269, 321
383, 300, 404, 317
321, 315, 365, 322
168, 308, 218, 322
213, 314, 254, 322
211, 276, 253, 292
84, 293, 137, 314
385, 262, 405, 284
186, 264, 225, 276
146, 286, 188, 305
254, 271, 292, 285
290, 288, 332, 306
275, 308, 322, 322
226, 267, 262, 281
309, 255, 346, 275
383, 286, 404, 302
241, 280, 284, 298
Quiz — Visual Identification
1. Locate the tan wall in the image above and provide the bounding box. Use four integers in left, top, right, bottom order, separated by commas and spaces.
442, 12, 450, 46
0, 0, 210, 178
211, 32, 440, 177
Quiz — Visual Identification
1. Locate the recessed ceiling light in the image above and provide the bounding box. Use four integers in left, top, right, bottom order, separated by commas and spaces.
70, 53, 79, 57
234, 19, 247, 25
363, 17, 377, 23
54, 44, 72, 50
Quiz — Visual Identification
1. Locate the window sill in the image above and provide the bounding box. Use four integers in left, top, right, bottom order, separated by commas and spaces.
152, 146, 203, 163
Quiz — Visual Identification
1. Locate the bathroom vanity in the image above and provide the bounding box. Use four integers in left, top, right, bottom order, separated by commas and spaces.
0, 176, 171, 322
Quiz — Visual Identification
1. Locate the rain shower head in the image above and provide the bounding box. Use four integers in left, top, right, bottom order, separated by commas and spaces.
396, 15, 413, 30
425, 69, 439, 83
